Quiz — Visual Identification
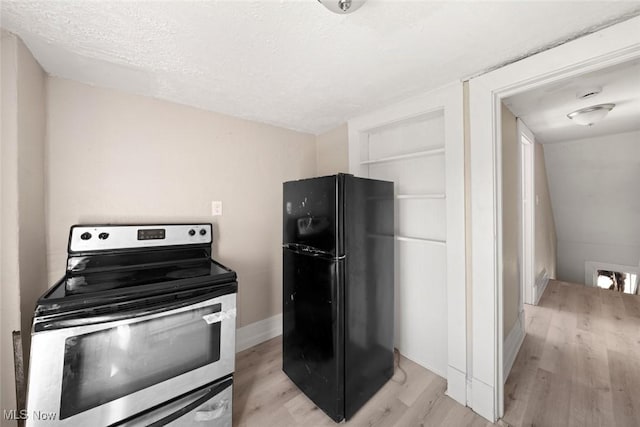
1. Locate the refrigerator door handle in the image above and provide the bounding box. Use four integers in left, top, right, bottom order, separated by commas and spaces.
282, 243, 345, 260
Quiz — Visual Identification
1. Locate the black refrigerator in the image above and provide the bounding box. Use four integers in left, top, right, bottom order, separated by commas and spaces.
282, 173, 394, 422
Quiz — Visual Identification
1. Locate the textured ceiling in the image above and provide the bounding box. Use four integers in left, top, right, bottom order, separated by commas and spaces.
505, 59, 640, 143
2, 1, 640, 134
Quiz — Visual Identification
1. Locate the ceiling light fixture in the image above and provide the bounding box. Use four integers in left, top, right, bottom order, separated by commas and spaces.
317, 0, 367, 14
566, 103, 615, 126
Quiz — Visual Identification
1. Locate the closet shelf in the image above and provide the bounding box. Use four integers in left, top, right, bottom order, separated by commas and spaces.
360, 147, 445, 165
396, 235, 446, 245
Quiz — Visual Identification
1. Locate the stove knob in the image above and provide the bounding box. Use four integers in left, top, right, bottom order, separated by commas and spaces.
188, 229, 196, 236
199, 229, 207, 236
80, 232, 92, 240
98, 232, 109, 240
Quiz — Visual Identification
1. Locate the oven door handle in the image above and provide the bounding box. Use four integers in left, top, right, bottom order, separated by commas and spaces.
37, 290, 225, 331
147, 378, 232, 427
114, 377, 233, 427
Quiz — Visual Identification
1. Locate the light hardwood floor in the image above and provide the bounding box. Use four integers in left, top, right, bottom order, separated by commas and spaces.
233, 337, 492, 427
233, 279, 640, 426
503, 279, 640, 427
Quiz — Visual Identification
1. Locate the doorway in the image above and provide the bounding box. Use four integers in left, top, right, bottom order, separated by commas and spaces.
468, 16, 640, 422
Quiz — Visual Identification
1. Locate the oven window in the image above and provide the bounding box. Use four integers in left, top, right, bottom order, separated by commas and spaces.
59, 303, 222, 420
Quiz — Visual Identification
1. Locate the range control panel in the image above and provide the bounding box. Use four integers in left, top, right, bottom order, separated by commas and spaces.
69, 224, 212, 252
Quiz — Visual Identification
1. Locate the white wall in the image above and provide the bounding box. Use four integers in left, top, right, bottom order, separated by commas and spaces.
1, 31, 47, 425
16, 32, 47, 370
534, 142, 557, 283
501, 104, 519, 335
46, 77, 317, 328
1, 31, 22, 426
316, 123, 348, 176
544, 130, 640, 284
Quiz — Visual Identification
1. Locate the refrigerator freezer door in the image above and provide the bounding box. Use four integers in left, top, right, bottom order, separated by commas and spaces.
283, 175, 340, 256
282, 248, 345, 422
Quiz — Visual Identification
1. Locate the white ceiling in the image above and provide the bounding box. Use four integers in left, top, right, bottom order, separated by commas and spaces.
2, 1, 640, 134
504, 58, 640, 143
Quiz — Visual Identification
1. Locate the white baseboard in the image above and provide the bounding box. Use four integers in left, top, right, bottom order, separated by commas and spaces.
534, 270, 549, 305
471, 377, 495, 422
236, 313, 282, 353
445, 365, 467, 406
503, 313, 525, 383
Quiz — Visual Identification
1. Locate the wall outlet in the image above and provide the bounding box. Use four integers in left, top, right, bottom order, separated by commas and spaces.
211, 201, 223, 216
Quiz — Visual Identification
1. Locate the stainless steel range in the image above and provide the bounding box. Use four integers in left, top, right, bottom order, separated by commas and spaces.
26, 224, 237, 426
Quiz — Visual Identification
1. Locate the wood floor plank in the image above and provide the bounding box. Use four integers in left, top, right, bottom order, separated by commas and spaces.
572, 329, 610, 390
349, 396, 408, 427
538, 317, 577, 381
502, 362, 537, 427
520, 367, 572, 427
576, 288, 602, 333
234, 373, 299, 422
607, 348, 640, 427
504, 279, 640, 427
568, 379, 615, 427
395, 356, 440, 407
393, 375, 447, 427
284, 393, 336, 427
420, 394, 461, 427
622, 293, 640, 318
444, 407, 495, 427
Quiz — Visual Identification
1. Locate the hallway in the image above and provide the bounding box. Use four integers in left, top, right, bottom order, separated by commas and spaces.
503, 279, 640, 426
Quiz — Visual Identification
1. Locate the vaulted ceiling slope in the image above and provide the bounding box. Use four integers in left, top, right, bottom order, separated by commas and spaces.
543, 130, 640, 282
2, 1, 639, 134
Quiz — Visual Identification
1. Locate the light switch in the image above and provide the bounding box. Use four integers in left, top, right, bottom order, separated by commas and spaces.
212, 201, 223, 216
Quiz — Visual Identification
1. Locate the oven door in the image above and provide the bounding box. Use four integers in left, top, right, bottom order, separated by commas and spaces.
26, 292, 236, 426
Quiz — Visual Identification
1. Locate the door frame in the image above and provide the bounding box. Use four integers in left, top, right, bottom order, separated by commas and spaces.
468, 16, 640, 422
348, 82, 467, 405
518, 119, 535, 306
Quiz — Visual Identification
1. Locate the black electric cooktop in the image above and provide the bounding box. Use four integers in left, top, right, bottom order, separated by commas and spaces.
37, 246, 237, 316
64, 247, 235, 295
